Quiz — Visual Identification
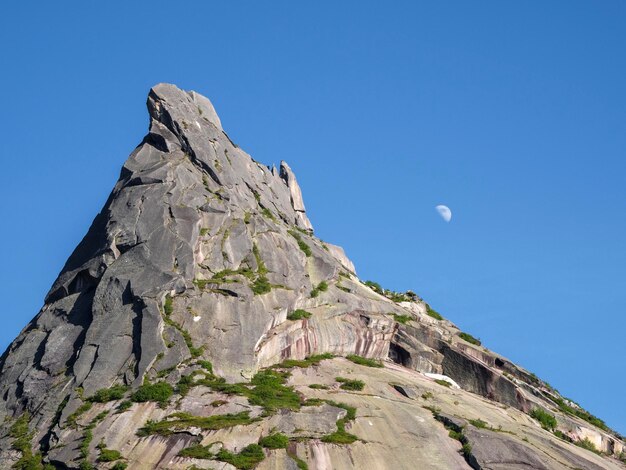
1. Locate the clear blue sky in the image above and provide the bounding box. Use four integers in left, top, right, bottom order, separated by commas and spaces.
1, 1, 624, 433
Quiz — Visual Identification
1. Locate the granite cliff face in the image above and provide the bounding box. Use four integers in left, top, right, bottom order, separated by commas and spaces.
0, 84, 624, 470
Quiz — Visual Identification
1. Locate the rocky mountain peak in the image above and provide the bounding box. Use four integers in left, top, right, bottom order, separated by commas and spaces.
0, 85, 624, 470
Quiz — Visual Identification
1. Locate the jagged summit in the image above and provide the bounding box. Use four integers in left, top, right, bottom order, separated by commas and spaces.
0, 85, 624, 470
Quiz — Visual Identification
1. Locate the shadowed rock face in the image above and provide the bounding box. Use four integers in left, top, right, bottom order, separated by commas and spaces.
0, 84, 624, 469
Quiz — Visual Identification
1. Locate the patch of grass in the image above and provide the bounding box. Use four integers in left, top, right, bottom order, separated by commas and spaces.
137, 411, 253, 437
363, 280, 412, 302
574, 437, 601, 455
251, 275, 272, 295
310, 281, 329, 298
200, 228, 210, 236
288, 230, 312, 257
9, 412, 48, 470
529, 408, 557, 431
550, 396, 608, 432
320, 400, 359, 445
320, 429, 358, 444
116, 400, 132, 413
458, 332, 481, 346
426, 305, 443, 320
247, 370, 302, 412
89, 385, 128, 403
98, 448, 122, 462
468, 418, 488, 429
287, 450, 308, 470
67, 402, 93, 428
421, 391, 434, 400
261, 207, 276, 221
346, 354, 383, 368
156, 367, 176, 379
197, 360, 214, 374
111, 463, 127, 470
309, 384, 329, 390
303, 398, 325, 406
79, 411, 109, 464
336, 377, 365, 391
287, 309, 312, 320
274, 353, 334, 369
178, 444, 214, 459
434, 379, 452, 388
216, 444, 265, 470
162, 313, 204, 358
392, 314, 412, 324
363, 280, 382, 293
259, 432, 289, 449
131, 382, 173, 405
163, 294, 174, 315
252, 244, 267, 274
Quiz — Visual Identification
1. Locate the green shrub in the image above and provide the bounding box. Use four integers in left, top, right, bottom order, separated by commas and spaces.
288, 230, 312, 257
111, 463, 128, 470
550, 396, 608, 432
346, 354, 383, 368
434, 379, 451, 388
468, 418, 488, 429
461, 443, 473, 458
310, 281, 329, 298
247, 370, 301, 412
197, 360, 214, 374
336, 377, 365, 391
116, 401, 132, 413
261, 207, 276, 221
200, 228, 210, 236
309, 384, 329, 390
287, 450, 308, 470
529, 408, 557, 431
575, 437, 601, 455
303, 398, 325, 406
449, 430, 464, 441
364, 280, 383, 293
392, 314, 412, 324
89, 385, 128, 403
67, 402, 93, 428
138, 411, 253, 437
320, 430, 358, 444
178, 444, 213, 459
426, 305, 443, 320
320, 400, 358, 445
251, 275, 271, 295
9, 413, 48, 470
98, 448, 122, 462
273, 353, 334, 370
287, 309, 312, 320
259, 432, 289, 449
163, 295, 174, 315
458, 332, 481, 346
131, 382, 173, 405
216, 444, 265, 470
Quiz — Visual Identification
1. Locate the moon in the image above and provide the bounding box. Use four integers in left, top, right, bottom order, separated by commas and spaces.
435, 205, 452, 222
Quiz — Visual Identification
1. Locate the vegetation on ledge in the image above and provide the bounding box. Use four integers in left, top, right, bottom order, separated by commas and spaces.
287, 309, 312, 320
347, 354, 383, 368
458, 332, 481, 346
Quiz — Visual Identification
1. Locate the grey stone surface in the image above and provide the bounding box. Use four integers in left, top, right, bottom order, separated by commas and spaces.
0, 84, 623, 469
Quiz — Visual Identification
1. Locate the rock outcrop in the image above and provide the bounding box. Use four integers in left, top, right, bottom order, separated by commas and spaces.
0, 84, 624, 470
